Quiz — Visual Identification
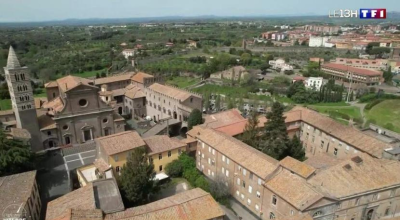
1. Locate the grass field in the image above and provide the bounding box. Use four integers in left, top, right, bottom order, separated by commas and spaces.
0, 99, 12, 111
366, 100, 400, 132
308, 105, 362, 122
166, 76, 201, 88
192, 84, 249, 96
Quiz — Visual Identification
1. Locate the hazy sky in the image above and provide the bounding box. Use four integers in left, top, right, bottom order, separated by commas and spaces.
0, 0, 398, 22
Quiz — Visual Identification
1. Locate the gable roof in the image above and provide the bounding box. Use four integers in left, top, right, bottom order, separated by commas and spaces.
94, 73, 133, 85
104, 188, 224, 220
265, 169, 325, 211
131, 72, 154, 84
322, 63, 382, 76
144, 135, 186, 155
308, 154, 400, 198
291, 106, 388, 158
51, 209, 103, 220
0, 171, 37, 216
56, 75, 94, 92
46, 183, 97, 220
42, 97, 65, 114
96, 131, 146, 156
202, 108, 245, 129
124, 85, 146, 99
280, 156, 316, 179
148, 83, 200, 102
194, 127, 278, 179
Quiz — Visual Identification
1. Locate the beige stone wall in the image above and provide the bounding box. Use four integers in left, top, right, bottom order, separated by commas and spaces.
261, 186, 299, 220
123, 96, 146, 117
196, 140, 266, 218
0, 112, 15, 123
299, 122, 360, 159
24, 180, 41, 220
99, 80, 131, 91
46, 87, 59, 101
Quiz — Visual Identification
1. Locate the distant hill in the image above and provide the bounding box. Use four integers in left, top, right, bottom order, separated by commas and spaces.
0, 12, 399, 27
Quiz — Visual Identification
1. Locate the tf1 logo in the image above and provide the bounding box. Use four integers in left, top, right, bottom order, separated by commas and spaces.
360, 9, 386, 19
328, 9, 386, 19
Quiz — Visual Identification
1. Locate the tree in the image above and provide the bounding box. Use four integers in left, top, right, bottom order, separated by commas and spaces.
241, 53, 252, 65
203, 92, 210, 113
165, 159, 183, 177
239, 111, 260, 148
215, 95, 221, 112
288, 135, 306, 161
96, 73, 100, 78
383, 66, 393, 84
188, 109, 203, 130
258, 102, 290, 160
0, 130, 35, 177
294, 40, 300, 46
119, 147, 158, 205
209, 175, 231, 201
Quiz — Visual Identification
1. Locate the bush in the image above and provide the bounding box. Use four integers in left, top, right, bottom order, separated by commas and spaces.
183, 168, 200, 186
165, 160, 183, 177
194, 176, 210, 192
365, 99, 383, 110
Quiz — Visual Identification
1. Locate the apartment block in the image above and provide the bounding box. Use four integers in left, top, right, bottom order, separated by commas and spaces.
334, 58, 388, 71
321, 63, 383, 86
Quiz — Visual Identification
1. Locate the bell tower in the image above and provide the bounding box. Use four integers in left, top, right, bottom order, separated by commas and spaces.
4, 46, 43, 151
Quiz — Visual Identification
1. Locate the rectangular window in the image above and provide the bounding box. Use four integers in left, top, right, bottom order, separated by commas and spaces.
272, 195, 277, 205
248, 186, 253, 194
321, 140, 324, 148
242, 180, 246, 188
222, 167, 225, 174
256, 191, 261, 198
249, 172, 253, 180
209, 147, 211, 152
237, 178, 240, 185
243, 169, 247, 176
198, 151, 201, 155
258, 178, 262, 185
212, 149, 215, 155
238, 165, 242, 171
114, 155, 119, 162
208, 169, 211, 175
202, 153, 204, 158
247, 199, 251, 205
208, 158, 211, 164
159, 165, 163, 171
236, 190, 240, 196
227, 158, 230, 164
334, 148, 338, 156
168, 151, 171, 157
222, 155, 225, 162
226, 170, 229, 177
159, 154, 162, 160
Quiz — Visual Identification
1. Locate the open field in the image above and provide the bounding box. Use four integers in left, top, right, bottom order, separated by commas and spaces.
0, 99, 12, 111
366, 100, 400, 133
308, 105, 362, 123
166, 76, 201, 88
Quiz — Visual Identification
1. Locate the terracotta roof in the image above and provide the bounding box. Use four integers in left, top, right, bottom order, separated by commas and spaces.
182, 136, 196, 144
94, 73, 133, 85
45, 81, 59, 88
105, 188, 224, 220
0, 171, 37, 216
308, 154, 400, 198
56, 75, 94, 92
195, 127, 278, 179
265, 169, 324, 210
96, 131, 146, 156
144, 135, 186, 155
35, 97, 47, 109
304, 154, 346, 171
322, 63, 383, 76
131, 72, 154, 84
38, 114, 57, 131
292, 106, 388, 158
280, 156, 316, 179
46, 184, 97, 220
52, 209, 103, 220
111, 88, 126, 97
214, 110, 301, 137
93, 158, 112, 173
43, 97, 65, 114
148, 83, 201, 101
10, 128, 31, 139
124, 85, 145, 99
0, 109, 14, 116
202, 109, 245, 129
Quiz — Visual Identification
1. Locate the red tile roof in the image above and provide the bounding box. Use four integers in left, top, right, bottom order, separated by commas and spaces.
322, 63, 382, 76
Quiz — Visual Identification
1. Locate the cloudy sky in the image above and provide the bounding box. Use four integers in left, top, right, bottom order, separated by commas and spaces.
0, 0, 398, 22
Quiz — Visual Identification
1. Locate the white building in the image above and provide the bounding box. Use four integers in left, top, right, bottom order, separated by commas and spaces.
122, 49, 136, 59
306, 77, 324, 91
269, 59, 294, 72
309, 36, 334, 48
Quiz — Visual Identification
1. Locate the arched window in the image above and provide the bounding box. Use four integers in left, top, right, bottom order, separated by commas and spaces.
313, 211, 323, 217
24, 85, 28, 91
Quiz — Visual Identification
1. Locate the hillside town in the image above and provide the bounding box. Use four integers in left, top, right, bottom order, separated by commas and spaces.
1, 2, 400, 220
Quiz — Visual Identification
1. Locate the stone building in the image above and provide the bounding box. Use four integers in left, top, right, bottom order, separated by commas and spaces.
46, 187, 224, 220
209, 66, 249, 81
188, 126, 400, 220
94, 73, 133, 91
145, 83, 202, 123
131, 72, 164, 89
3, 46, 43, 151
42, 75, 125, 147
0, 171, 41, 220
321, 63, 383, 86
